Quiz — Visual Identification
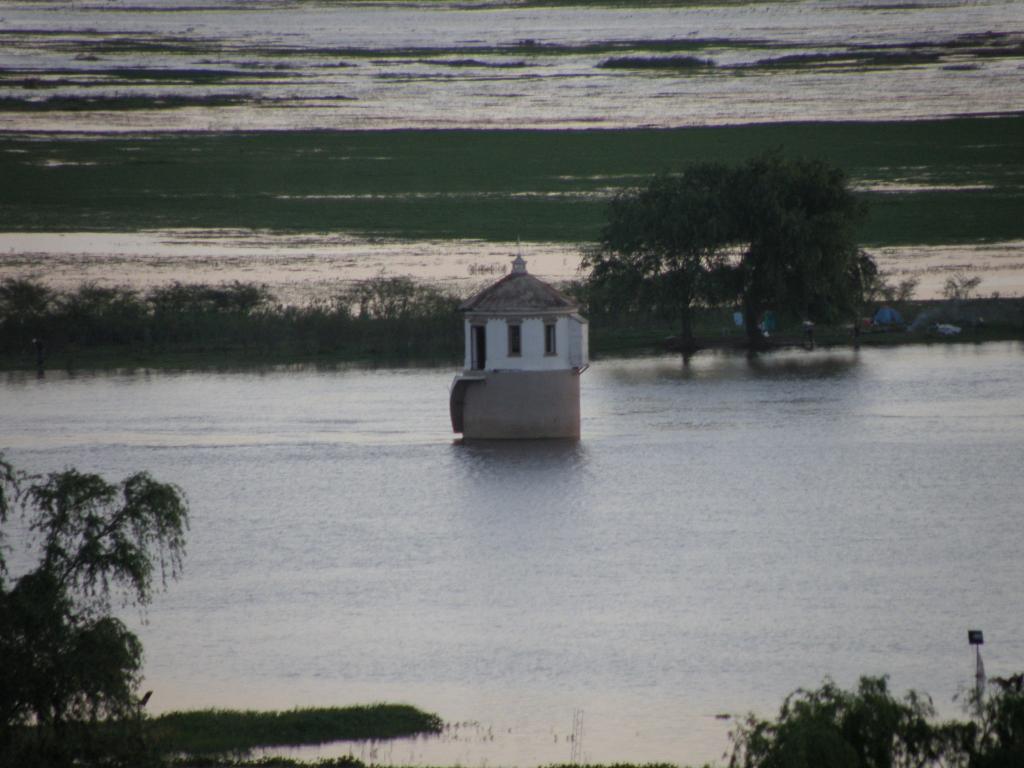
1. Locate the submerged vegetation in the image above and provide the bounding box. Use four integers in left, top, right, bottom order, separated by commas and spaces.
599, 55, 715, 70
1, 27, 1019, 78
0, 95, 253, 112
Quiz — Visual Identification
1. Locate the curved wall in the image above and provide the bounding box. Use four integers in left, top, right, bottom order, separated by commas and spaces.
457, 369, 580, 439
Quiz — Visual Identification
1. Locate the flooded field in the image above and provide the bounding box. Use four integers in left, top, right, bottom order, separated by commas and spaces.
1, 0, 1022, 132
3, 230, 1024, 302
0, 231, 580, 304
1, 2, 1022, 296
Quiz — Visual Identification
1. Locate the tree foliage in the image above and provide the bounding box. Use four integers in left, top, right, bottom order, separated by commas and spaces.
942, 272, 983, 302
728, 675, 1024, 768
732, 154, 870, 345
959, 674, 1024, 768
863, 273, 920, 305
728, 677, 941, 768
584, 165, 737, 347
583, 155, 872, 349
0, 455, 188, 767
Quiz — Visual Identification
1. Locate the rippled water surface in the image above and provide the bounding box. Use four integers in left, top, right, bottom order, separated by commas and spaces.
3, 344, 1023, 764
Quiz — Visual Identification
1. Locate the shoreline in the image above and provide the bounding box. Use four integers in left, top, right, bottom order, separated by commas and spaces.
3, 273, 1021, 373
4, 323, 1021, 376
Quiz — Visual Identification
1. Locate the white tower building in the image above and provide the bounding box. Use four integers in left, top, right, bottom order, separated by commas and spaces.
449, 255, 588, 439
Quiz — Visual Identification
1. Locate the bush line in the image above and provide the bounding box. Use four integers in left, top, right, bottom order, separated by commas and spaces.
0, 277, 463, 367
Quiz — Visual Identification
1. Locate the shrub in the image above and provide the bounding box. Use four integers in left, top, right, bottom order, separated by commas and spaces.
727, 676, 943, 768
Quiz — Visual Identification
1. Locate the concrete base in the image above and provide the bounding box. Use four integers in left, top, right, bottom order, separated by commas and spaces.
451, 369, 580, 439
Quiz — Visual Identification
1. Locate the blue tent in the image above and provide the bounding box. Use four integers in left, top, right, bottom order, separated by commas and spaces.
873, 306, 904, 326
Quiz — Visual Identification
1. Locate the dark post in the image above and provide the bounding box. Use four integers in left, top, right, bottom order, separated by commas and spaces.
969, 629, 985, 715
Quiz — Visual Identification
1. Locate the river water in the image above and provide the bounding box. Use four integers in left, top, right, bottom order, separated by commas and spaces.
2, 343, 1023, 765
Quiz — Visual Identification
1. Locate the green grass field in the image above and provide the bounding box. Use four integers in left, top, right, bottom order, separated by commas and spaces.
2, 116, 1021, 245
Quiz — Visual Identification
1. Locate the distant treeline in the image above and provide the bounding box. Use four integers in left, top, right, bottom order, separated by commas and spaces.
3, 276, 1023, 370
0, 277, 463, 365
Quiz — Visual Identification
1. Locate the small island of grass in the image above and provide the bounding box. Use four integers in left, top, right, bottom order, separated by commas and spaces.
149, 704, 443, 756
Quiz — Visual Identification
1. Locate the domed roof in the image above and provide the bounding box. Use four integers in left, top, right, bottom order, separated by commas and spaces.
459, 257, 578, 313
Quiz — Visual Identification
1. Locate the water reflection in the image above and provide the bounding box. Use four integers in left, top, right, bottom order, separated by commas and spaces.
449, 438, 591, 546
452, 437, 588, 468
743, 350, 862, 380
601, 349, 862, 385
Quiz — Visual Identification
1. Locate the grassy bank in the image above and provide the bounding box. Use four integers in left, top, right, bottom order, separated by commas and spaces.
1, 117, 1021, 245
149, 705, 443, 756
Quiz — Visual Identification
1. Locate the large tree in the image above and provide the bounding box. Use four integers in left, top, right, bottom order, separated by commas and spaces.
732, 154, 870, 347
0, 455, 188, 766
585, 155, 872, 349
583, 165, 736, 351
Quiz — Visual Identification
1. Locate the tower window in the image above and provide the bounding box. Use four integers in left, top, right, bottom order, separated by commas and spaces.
471, 324, 486, 370
544, 323, 557, 355
508, 324, 521, 356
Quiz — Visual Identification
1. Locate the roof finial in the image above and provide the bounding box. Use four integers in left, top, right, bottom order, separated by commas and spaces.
512, 241, 528, 278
